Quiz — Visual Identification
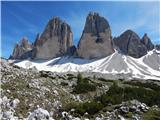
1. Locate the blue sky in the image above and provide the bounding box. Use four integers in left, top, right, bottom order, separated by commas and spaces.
1, 1, 160, 58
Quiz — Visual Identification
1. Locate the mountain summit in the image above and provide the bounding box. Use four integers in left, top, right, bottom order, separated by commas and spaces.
10, 37, 33, 59
77, 12, 114, 59
113, 30, 148, 58
34, 17, 74, 59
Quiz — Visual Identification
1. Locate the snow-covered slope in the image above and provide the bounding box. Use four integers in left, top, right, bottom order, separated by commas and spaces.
14, 50, 160, 80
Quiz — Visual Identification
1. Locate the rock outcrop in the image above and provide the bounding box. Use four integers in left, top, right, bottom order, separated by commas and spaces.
10, 37, 33, 59
77, 12, 114, 59
141, 33, 154, 51
114, 30, 147, 58
155, 45, 160, 50
34, 17, 74, 59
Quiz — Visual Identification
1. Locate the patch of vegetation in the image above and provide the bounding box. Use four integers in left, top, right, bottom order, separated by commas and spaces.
74, 101, 104, 115
142, 108, 160, 120
72, 73, 96, 94
123, 81, 160, 91
97, 78, 114, 83
97, 81, 160, 107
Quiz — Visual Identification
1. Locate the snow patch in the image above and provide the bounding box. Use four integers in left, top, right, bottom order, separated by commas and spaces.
14, 50, 160, 80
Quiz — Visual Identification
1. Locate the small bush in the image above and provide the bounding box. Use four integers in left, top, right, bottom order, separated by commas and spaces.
74, 101, 104, 115
97, 82, 160, 107
123, 81, 160, 92
73, 83, 96, 94
73, 73, 96, 94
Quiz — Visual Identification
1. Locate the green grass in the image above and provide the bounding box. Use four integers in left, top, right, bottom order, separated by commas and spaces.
142, 108, 160, 120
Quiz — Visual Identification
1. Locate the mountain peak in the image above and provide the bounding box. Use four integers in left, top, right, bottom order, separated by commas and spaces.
141, 33, 154, 51
114, 29, 147, 58
34, 17, 73, 59
10, 37, 33, 59
84, 12, 110, 33
77, 12, 114, 59
88, 11, 99, 16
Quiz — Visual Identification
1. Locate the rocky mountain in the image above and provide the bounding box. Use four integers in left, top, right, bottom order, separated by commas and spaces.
10, 12, 159, 60
113, 30, 148, 58
11, 17, 74, 60
77, 12, 114, 59
156, 44, 160, 50
10, 37, 33, 59
34, 17, 74, 59
141, 33, 154, 51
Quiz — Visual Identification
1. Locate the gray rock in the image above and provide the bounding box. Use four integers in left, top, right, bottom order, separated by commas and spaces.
34, 17, 73, 59
77, 12, 114, 59
114, 30, 147, 58
119, 106, 129, 114
155, 44, 160, 50
10, 37, 33, 59
141, 33, 154, 51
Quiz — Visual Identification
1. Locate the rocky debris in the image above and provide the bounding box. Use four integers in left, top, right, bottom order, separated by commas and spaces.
10, 98, 20, 108
10, 37, 33, 59
77, 12, 114, 59
34, 17, 74, 59
114, 30, 147, 58
143, 49, 160, 71
0, 96, 20, 120
61, 111, 81, 120
141, 33, 154, 51
27, 107, 54, 120
94, 100, 150, 120
119, 106, 129, 114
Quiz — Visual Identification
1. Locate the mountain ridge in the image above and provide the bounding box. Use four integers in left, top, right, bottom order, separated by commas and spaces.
10, 12, 159, 60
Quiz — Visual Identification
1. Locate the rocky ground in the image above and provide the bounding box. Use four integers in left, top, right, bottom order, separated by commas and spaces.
1, 58, 160, 120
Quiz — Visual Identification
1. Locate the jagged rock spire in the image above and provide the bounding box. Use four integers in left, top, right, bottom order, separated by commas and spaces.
77, 12, 114, 59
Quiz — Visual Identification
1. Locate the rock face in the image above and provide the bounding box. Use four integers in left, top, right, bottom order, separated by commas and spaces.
11, 37, 33, 59
77, 12, 114, 59
141, 33, 154, 51
34, 17, 74, 59
114, 30, 147, 58
155, 45, 160, 50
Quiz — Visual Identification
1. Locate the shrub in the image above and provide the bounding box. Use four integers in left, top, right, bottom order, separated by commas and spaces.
74, 101, 104, 115
77, 73, 83, 83
123, 81, 160, 92
73, 83, 96, 94
97, 82, 160, 107
73, 73, 96, 94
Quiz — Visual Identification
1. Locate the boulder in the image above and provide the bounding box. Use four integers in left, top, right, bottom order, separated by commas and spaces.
77, 12, 114, 59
